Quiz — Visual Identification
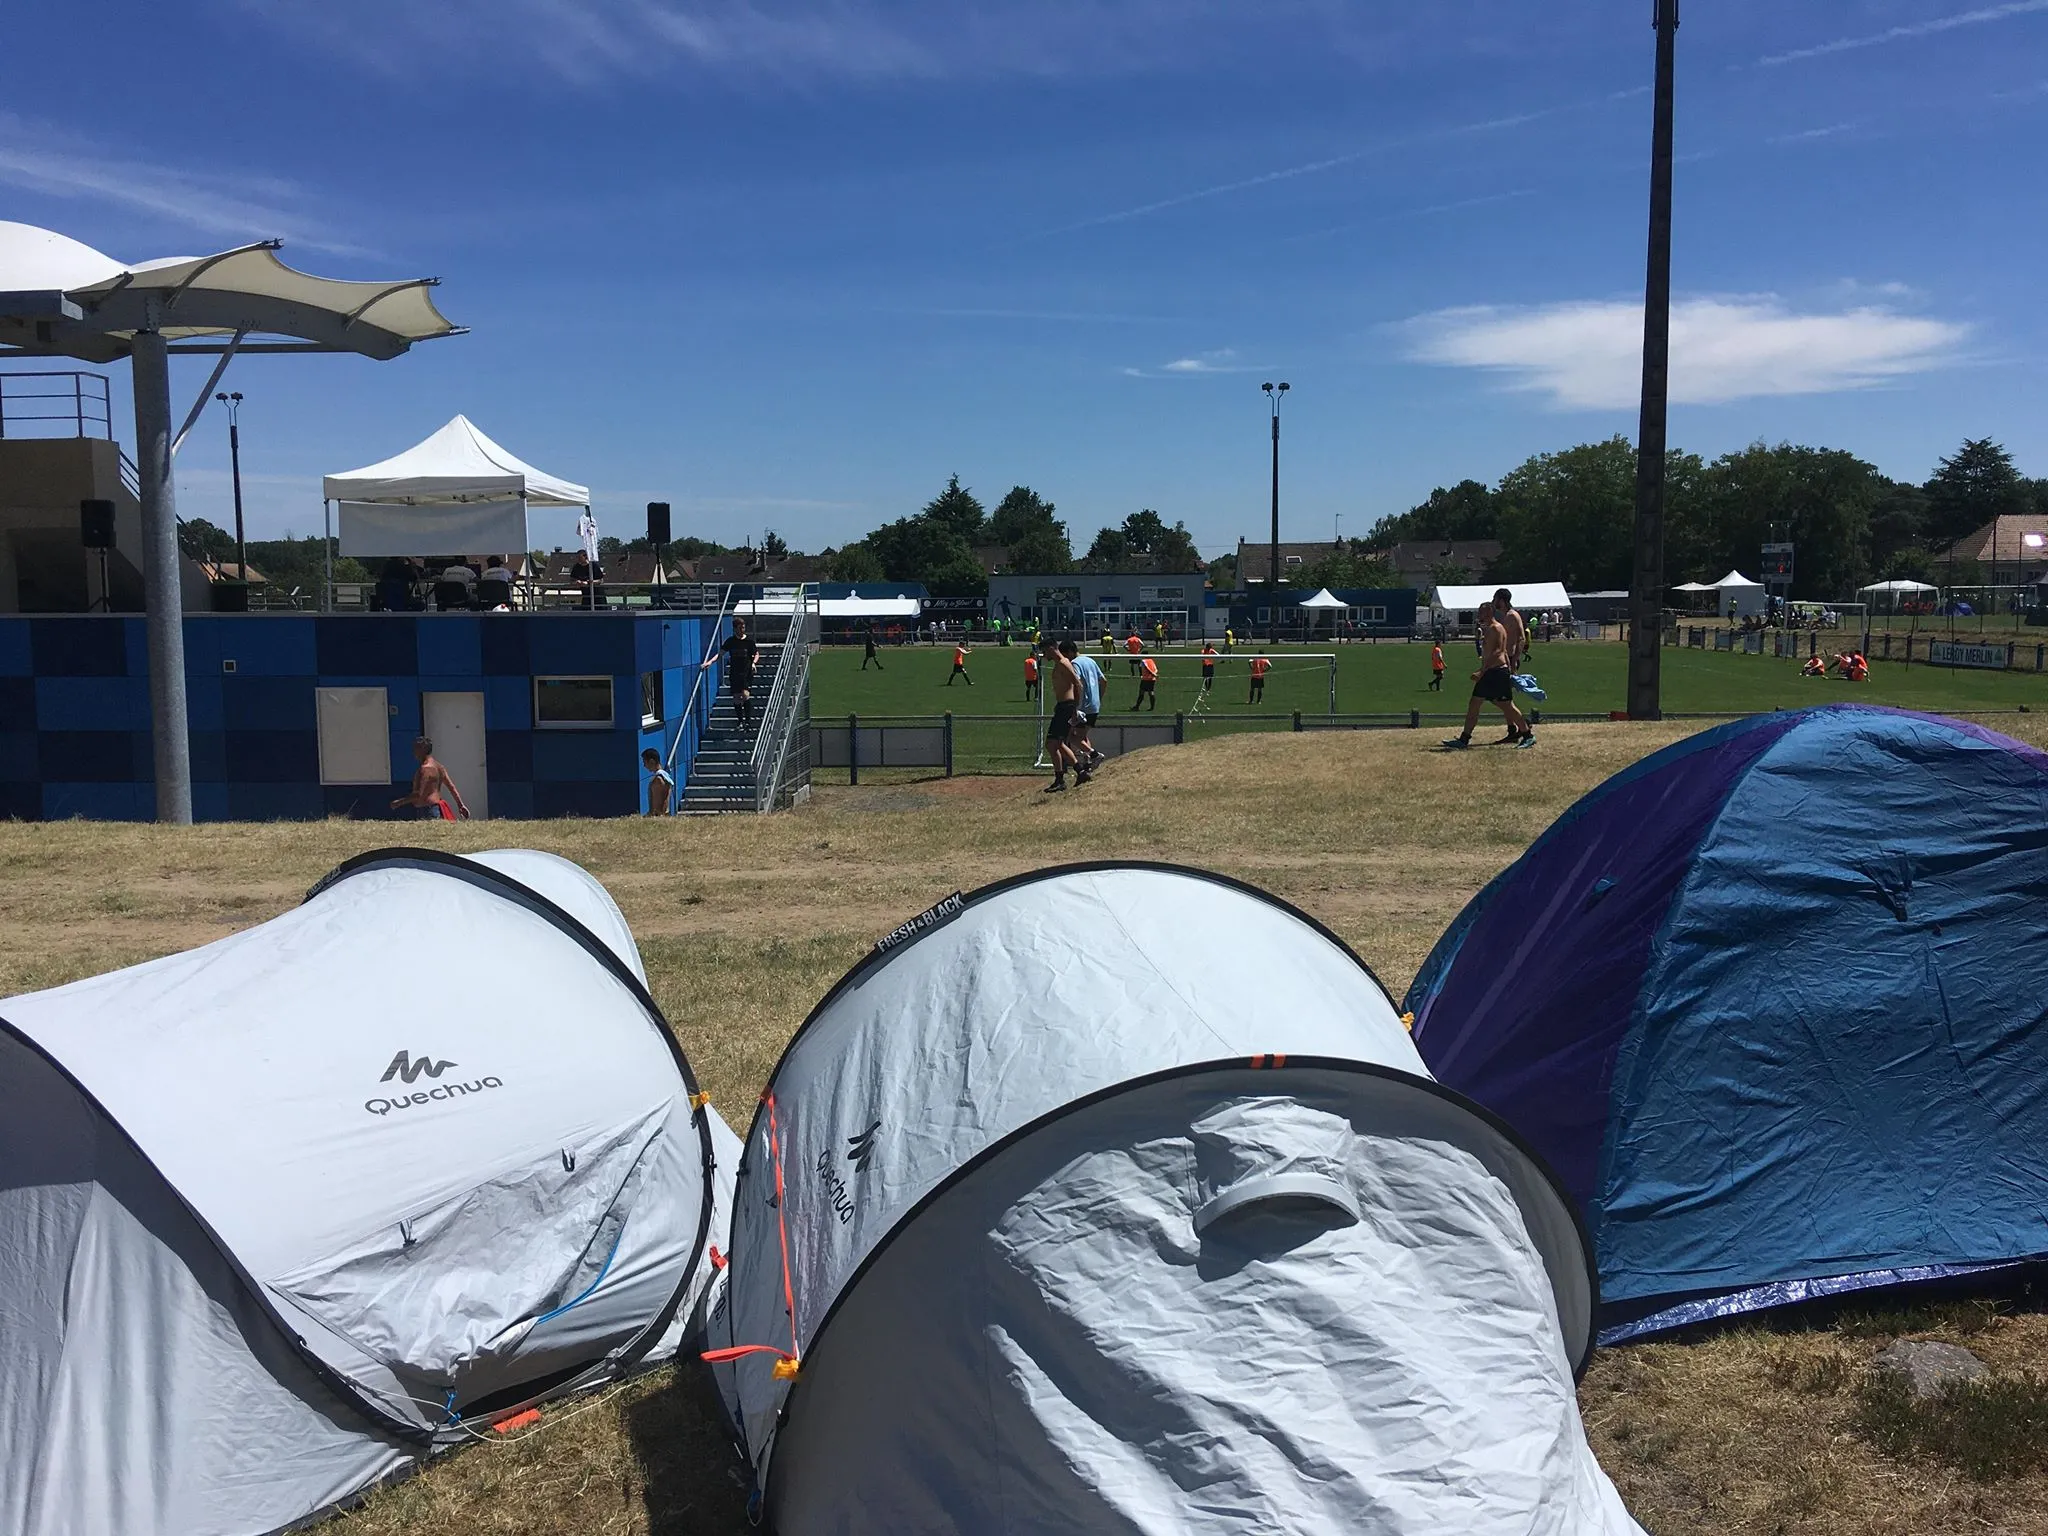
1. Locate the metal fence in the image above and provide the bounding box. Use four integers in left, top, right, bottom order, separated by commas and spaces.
1673, 623, 2048, 672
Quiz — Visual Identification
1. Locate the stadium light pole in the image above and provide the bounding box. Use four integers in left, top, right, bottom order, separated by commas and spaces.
1628, 0, 1679, 721
1263, 381, 1288, 639
215, 391, 246, 584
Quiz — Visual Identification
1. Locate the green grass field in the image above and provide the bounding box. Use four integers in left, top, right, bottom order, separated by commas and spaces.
813, 638, 2048, 773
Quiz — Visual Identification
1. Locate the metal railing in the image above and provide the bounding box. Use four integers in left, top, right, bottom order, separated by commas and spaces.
667, 585, 736, 781
750, 586, 819, 813
0, 370, 113, 440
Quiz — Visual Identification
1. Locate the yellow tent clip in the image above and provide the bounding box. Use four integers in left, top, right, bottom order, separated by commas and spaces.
1400, 1011, 1415, 1033
689, 1091, 713, 1110
771, 1357, 802, 1382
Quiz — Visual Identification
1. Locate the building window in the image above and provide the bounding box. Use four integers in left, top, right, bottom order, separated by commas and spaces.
316, 687, 391, 784
535, 676, 615, 729
1353, 606, 1387, 624
1255, 607, 1271, 623
640, 671, 662, 728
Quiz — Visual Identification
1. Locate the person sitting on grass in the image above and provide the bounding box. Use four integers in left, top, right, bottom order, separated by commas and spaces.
1802, 656, 1827, 678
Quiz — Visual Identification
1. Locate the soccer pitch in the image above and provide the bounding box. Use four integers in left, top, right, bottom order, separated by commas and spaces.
813, 637, 2048, 753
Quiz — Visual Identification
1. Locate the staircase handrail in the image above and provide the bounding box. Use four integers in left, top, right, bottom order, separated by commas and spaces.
749, 585, 818, 813
667, 583, 736, 782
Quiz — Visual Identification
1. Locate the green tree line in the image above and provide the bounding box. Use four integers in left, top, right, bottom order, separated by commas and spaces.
818, 476, 1204, 596
1367, 437, 2047, 600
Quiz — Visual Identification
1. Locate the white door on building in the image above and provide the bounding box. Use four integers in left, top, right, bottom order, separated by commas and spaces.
421, 691, 489, 820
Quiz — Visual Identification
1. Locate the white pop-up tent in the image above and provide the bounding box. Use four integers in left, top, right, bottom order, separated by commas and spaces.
1714, 569, 1767, 619
711, 864, 1643, 1535
323, 415, 591, 560
0, 849, 735, 1536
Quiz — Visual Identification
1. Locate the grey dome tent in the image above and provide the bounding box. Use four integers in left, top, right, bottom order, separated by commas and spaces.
711, 864, 1642, 1534
0, 848, 735, 1536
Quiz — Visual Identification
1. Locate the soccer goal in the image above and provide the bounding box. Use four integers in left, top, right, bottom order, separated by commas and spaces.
1030, 651, 1339, 766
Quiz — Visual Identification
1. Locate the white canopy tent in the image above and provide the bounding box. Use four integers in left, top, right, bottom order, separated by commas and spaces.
1858, 579, 1937, 595
323, 415, 590, 560
1299, 587, 1347, 609
1671, 581, 1717, 593
1714, 570, 1767, 620
1433, 581, 1573, 616
820, 590, 920, 620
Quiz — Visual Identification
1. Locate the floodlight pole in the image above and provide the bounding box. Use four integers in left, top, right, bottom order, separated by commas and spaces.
1627, 0, 1679, 721
1263, 382, 1289, 640
132, 312, 194, 824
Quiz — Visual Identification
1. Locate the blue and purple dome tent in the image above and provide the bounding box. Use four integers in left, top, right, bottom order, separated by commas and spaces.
1407, 705, 2048, 1343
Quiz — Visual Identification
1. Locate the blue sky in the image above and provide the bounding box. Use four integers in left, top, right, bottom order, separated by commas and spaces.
5, 1, 2046, 558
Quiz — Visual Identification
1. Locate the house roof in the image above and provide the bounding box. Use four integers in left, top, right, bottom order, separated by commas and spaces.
537, 549, 674, 584
1384, 540, 1502, 575
1234, 540, 1342, 584
690, 551, 826, 584
1938, 514, 2048, 565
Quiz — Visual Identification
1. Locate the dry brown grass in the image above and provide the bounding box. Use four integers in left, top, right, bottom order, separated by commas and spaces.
8, 716, 2048, 1535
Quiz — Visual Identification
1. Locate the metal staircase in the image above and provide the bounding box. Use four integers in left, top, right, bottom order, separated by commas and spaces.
678, 590, 817, 814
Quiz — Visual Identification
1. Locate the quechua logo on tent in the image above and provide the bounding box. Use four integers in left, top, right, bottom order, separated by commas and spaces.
382, 1050, 457, 1083
814, 1120, 880, 1226
846, 1120, 882, 1172
365, 1051, 503, 1118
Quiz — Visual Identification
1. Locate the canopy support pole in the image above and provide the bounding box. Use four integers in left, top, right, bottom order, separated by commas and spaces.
169, 328, 246, 457
131, 315, 194, 824
323, 499, 333, 613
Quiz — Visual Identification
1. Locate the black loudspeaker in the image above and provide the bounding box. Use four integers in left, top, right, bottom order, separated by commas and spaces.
647, 500, 671, 546
80, 499, 116, 550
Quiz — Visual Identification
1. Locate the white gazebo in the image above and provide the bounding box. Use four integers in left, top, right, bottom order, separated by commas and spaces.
323, 415, 589, 566
1858, 578, 1938, 615
1713, 570, 1767, 620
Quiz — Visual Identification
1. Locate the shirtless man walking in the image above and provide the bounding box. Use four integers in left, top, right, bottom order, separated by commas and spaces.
1042, 637, 1087, 792
1443, 600, 1532, 750
391, 735, 471, 819
1492, 586, 1532, 744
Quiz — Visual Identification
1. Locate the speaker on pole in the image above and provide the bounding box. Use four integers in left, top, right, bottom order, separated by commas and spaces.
647, 501, 672, 546
80, 498, 116, 550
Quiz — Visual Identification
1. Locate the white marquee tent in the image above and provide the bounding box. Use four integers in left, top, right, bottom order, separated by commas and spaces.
819, 590, 920, 620
1432, 581, 1573, 617
323, 416, 591, 559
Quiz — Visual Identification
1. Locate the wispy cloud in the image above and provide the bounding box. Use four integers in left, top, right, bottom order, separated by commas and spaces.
1758, 0, 2048, 67
1040, 104, 1564, 238
1768, 122, 1859, 144
0, 113, 368, 257
246, 0, 1271, 88
1122, 347, 1266, 379
1401, 295, 1969, 409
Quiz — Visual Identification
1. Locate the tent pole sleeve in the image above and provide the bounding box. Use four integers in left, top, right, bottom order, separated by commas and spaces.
131, 321, 194, 824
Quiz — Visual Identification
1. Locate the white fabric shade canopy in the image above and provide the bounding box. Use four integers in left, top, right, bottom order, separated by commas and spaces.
324, 415, 588, 557
1298, 587, 1348, 609
1714, 570, 1764, 589
1671, 581, 1718, 593
1858, 579, 1937, 594
0, 222, 457, 363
